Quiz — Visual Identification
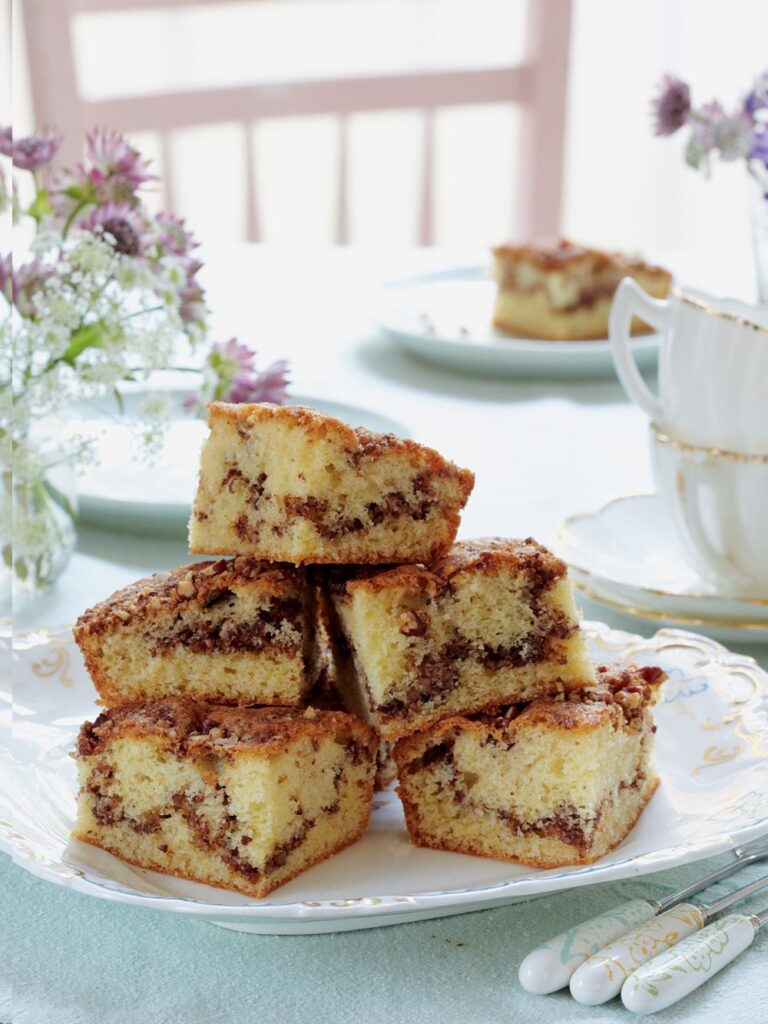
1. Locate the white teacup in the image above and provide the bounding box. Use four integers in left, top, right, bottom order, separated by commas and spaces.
611, 279, 768, 455
651, 425, 768, 597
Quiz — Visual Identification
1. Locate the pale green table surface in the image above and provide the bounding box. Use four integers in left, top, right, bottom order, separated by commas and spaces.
6, 245, 767, 1023
3, 844, 766, 1024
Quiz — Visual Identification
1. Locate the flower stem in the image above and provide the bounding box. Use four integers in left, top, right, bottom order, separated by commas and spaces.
62, 198, 93, 238
121, 305, 164, 320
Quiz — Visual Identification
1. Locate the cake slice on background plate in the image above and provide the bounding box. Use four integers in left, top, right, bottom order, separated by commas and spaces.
74, 558, 318, 707
73, 697, 378, 898
491, 239, 671, 340
392, 664, 665, 868
189, 402, 474, 565
326, 538, 594, 741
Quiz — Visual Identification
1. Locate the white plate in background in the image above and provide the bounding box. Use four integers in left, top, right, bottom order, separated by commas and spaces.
378, 266, 660, 379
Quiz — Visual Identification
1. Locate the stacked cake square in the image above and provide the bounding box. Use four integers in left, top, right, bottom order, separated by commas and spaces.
72, 402, 663, 896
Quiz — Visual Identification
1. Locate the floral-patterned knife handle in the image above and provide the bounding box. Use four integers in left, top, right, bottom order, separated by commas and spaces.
620, 913, 758, 1015
518, 899, 656, 994
569, 902, 706, 1004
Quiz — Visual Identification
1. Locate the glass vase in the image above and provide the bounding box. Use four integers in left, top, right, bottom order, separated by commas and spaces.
751, 180, 768, 304
1, 458, 78, 603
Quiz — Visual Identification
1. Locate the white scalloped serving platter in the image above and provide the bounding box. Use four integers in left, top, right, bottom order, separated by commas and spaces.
3, 622, 768, 934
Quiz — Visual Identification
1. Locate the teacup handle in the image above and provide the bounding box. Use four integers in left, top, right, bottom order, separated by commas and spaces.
609, 277, 672, 422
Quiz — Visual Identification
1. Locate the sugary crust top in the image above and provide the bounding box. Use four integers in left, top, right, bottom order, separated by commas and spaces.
76, 696, 377, 759
335, 538, 567, 601
74, 558, 302, 639
491, 238, 671, 279
517, 664, 665, 730
435, 537, 566, 584
393, 664, 666, 761
208, 402, 475, 491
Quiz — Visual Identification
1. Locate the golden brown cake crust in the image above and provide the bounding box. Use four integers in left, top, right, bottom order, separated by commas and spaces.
208, 402, 475, 489
73, 558, 302, 639
392, 663, 666, 763
435, 537, 566, 585
335, 538, 567, 601
76, 696, 378, 760
492, 238, 671, 279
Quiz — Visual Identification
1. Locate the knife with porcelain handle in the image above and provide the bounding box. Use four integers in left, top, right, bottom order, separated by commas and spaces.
517, 833, 768, 995
620, 904, 768, 1014
568, 871, 768, 1004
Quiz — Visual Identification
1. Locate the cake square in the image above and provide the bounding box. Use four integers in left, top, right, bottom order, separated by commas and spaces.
310, 584, 396, 790
326, 538, 595, 741
73, 697, 378, 898
491, 239, 671, 340
189, 403, 474, 565
74, 558, 317, 707
392, 664, 665, 868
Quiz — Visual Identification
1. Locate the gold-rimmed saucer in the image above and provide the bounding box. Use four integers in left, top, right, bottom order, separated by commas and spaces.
553, 494, 768, 644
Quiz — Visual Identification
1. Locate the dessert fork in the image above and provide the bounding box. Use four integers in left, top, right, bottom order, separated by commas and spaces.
621, 901, 768, 1014
569, 870, 768, 1004
517, 833, 768, 994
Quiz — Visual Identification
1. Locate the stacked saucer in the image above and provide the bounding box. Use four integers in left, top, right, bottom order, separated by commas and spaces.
554, 493, 768, 645
560, 278, 768, 645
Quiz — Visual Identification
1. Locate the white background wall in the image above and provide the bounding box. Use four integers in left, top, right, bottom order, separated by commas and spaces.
563, 0, 767, 256
6, 0, 768, 258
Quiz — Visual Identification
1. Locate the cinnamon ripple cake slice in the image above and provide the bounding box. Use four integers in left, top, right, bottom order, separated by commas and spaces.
74, 558, 316, 707
73, 698, 378, 898
491, 239, 671, 340
327, 538, 594, 741
393, 664, 665, 868
189, 403, 474, 565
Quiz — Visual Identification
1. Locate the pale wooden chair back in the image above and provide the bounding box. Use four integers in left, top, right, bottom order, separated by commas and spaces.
22, 0, 572, 243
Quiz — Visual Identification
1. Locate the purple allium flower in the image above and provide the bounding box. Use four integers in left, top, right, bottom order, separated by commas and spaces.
81, 202, 149, 256
745, 71, 768, 116
749, 125, 768, 166
652, 75, 691, 136
177, 261, 207, 325
0, 127, 62, 171
213, 337, 257, 376
13, 260, 54, 317
156, 211, 199, 259
185, 339, 290, 413
223, 355, 290, 405
46, 167, 84, 217
248, 358, 290, 405
85, 128, 155, 194
48, 129, 157, 220
226, 365, 289, 403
